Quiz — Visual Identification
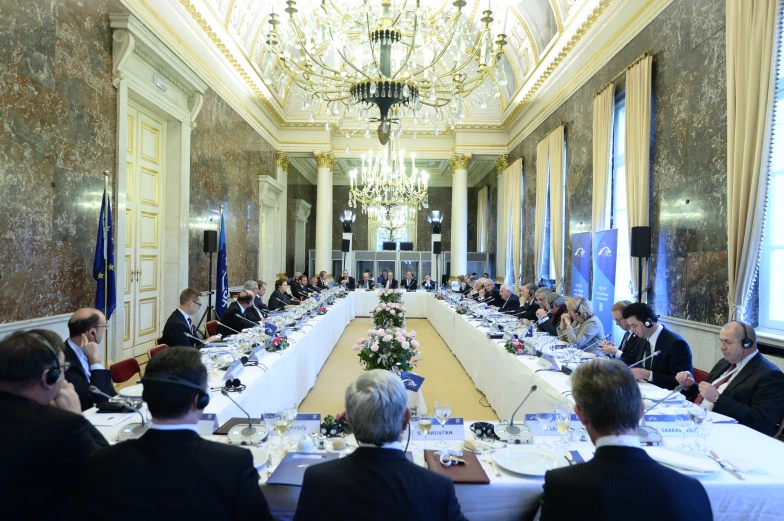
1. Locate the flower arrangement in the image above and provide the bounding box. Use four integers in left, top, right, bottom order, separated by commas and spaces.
353, 327, 420, 372
378, 288, 404, 304
504, 338, 525, 355
370, 301, 406, 329
267, 335, 289, 352
434, 293, 446, 301
317, 306, 327, 315
320, 412, 351, 437
455, 305, 469, 315
337, 292, 347, 298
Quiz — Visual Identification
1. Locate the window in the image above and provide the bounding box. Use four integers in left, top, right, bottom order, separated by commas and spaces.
759, 16, 784, 333
609, 94, 633, 300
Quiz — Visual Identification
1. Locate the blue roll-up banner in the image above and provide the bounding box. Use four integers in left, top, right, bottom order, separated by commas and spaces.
570, 232, 592, 298
592, 229, 618, 336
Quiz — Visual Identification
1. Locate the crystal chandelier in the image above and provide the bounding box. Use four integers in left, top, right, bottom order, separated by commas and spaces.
348, 139, 429, 211
262, 0, 509, 143
369, 204, 416, 241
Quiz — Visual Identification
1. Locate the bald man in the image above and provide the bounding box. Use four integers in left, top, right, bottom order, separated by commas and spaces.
218, 290, 260, 338
64, 308, 117, 411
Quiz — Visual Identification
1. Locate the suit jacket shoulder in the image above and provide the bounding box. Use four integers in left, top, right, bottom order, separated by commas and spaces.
161, 309, 195, 347
63, 341, 116, 411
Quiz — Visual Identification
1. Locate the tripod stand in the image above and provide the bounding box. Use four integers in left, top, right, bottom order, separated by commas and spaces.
195, 251, 217, 335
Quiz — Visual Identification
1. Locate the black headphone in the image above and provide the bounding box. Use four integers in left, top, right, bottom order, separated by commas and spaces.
28, 333, 62, 385
736, 320, 754, 349
470, 422, 499, 440
141, 374, 210, 409
223, 378, 246, 393
575, 297, 584, 316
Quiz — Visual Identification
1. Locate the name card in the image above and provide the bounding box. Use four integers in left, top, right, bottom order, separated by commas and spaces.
287, 413, 322, 436
523, 414, 584, 436
400, 372, 425, 392
411, 418, 465, 441
249, 346, 266, 362
537, 354, 560, 371
222, 359, 245, 381
197, 413, 219, 436
641, 414, 700, 437
263, 322, 278, 336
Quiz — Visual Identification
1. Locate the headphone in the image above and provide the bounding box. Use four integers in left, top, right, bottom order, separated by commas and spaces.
28, 333, 62, 385
141, 374, 210, 409
574, 297, 584, 316
223, 378, 246, 393
736, 320, 754, 349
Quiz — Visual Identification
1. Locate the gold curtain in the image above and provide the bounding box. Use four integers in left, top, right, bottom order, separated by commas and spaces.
496, 171, 507, 279
535, 139, 549, 280
625, 55, 653, 299
505, 159, 524, 284
548, 125, 566, 292
592, 85, 615, 231
477, 186, 488, 252
726, 0, 779, 320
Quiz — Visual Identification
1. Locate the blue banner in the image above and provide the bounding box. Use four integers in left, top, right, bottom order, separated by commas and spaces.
592, 229, 618, 336
93, 190, 116, 320
400, 372, 425, 392
216, 212, 228, 318
570, 232, 591, 298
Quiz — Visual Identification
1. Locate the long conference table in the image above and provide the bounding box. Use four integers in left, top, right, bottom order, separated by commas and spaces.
91, 290, 784, 521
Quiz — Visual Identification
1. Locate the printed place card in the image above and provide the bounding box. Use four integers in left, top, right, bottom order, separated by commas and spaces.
411, 418, 465, 441
286, 413, 322, 436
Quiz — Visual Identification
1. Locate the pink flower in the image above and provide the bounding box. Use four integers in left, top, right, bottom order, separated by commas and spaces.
410, 331, 418, 338
352, 344, 359, 351
401, 341, 410, 350
383, 334, 393, 342
367, 329, 375, 335
411, 340, 420, 348
396, 334, 405, 342
371, 343, 379, 352
358, 337, 366, 343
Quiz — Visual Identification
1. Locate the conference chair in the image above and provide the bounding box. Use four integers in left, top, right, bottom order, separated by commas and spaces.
110, 357, 141, 385
147, 344, 168, 359
693, 368, 710, 384
206, 320, 219, 337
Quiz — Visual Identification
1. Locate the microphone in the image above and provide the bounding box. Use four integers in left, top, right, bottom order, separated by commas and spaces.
216, 321, 241, 335
221, 389, 257, 437
90, 385, 149, 436
643, 385, 686, 413
636, 385, 686, 446
234, 313, 261, 327
506, 385, 537, 437
628, 350, 661, 368
560, 334, 613, 375
272, 295, 291, 308
184, 332, 206, 345
253, 304, 268, 319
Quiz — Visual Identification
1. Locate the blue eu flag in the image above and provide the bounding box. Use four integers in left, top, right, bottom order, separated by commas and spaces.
93, 191, 116, 320
216, 212, 228, 318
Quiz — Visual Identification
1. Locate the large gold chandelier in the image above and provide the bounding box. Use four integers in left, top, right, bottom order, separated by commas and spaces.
348, 139, 429, 211
262, 0, 509, 143
369, 204, 416, 241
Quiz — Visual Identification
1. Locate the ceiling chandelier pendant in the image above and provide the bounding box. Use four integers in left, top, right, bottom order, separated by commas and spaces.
263, 0, 508, 143
348, 138, 429, 212
369, 204, 416, 241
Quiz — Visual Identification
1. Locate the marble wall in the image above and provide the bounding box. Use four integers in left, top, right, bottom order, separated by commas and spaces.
0, 0, 125, 323
508, 0, 727, 326
188, 90, 275, 290
285, 167, 317, 275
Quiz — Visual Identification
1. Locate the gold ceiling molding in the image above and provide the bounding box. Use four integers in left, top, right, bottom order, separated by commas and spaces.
495, 154, 509, 174
314, 152, 337, 169
276, 153, 291, 171
502, 0, 614, 128
450, 153, 473, 172
178, 0, 286, 125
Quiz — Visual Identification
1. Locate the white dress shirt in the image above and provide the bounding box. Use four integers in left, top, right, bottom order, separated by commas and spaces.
67, 338, 105, 381
595, 434, 642, 449
645, 323, 665, 382
357, 441, 404, 451
703, 350, 759, 410
150, 423, 200, 434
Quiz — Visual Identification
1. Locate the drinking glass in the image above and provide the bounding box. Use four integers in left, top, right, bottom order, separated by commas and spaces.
263, 409, 277, 449
270, 412, 286, 452
674, 412, 691, 447
433, 401, 452, 449
417, 416, 434, 451
536, 412, 553, 448
554, 401, 572, 449
282, 403, 298, 447
687, 407, 706, 450
698, 415, 713, 452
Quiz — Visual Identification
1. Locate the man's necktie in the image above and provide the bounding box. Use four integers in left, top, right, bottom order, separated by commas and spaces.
619, 331, 630, 351
694, 364, 736, 405
643, 340, 652, 370
187, 317, 195, 336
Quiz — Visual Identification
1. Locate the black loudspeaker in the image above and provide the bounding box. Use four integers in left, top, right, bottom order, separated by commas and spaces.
630, 226, 651, 258
203, 230, 218, 253
433, 241, 442, 254
382, 241, 397, 251
400, 242, 413, 251
341, 239, 351, 253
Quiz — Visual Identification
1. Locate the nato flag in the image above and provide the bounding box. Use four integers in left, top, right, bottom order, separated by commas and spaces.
216, 212, 228, 318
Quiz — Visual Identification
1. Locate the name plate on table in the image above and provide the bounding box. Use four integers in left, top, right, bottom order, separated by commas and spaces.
248, 346, 266, 362
641, 415, 702, 437
198, 413, 219, 436
400, 372, 425, 392
287, 414, 322, 436
537, 354, 560, 371
222, 359, 245, 381
411, 418, 465, 441
524, 414, 584, 436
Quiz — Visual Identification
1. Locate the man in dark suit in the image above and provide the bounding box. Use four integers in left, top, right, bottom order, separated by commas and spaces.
600, 300, 644, 365
359, 271, 376, 290
161, 288, 222, 349
251, 280, 269, 320
401, 271, 417, 291
218, 291, 259, 337
383, 271, 399, 289
677, 321, 784, 436
623, 303, 693, 390
0, 331, 108, 521
422, 273, 436, 291
495, 283, 521, 313
79, 347, 271, 521
377, 269, 388, 285
339, 269, 356, 290
291, 274, 312, 300
63, 308, 117, 411
294, 370, 466, 521
515, 283, 540, 320
539, 358, 712, 521
306, 275, 322, 293
481, 280, 502, 307
317, 270, 330, 289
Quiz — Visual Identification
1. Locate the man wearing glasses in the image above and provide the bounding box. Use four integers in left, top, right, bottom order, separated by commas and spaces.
64, 308, 118, 411
161, 288, 222, 351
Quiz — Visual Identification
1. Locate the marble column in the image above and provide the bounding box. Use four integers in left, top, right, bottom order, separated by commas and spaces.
276, 153, 290, 278
450, 153, 471, 279
314, 152, 337, 275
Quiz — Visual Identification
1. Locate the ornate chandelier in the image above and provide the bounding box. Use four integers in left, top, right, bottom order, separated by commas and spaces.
369, 204, 416, 241
348, 139, 429, 211
263, 0, 509, 143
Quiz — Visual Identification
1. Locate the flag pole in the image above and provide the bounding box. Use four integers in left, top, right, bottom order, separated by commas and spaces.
218, 205, 223, 321
103, 170, 110, 364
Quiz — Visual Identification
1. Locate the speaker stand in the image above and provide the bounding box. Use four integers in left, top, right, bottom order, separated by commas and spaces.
636, 256, 649, 303
195, 251, 217, 333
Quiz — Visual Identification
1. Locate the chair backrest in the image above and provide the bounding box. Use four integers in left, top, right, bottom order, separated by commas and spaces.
693, 368, 710, 384
148, 344, 168, 359
206, 321, 218, 336
110, 357, 141, 384
156, 337, 164, 346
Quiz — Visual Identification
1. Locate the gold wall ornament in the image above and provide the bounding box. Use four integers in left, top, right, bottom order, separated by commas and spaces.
276, 153, 291, 171
495, 154, 509, 174
450, 153, 473, 172
314, 152, 337, 170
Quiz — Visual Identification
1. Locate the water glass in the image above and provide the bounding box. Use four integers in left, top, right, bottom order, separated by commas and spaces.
434, 401, 452, 449
262, 409, 277, 448
536, 412, 553, 448
554, 407, 572, 449
674, 412, 691, 446
697, 415, 713, 452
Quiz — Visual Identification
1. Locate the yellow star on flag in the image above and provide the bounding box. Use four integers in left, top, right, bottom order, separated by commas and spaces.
97, 273, 104, 279
108, 264, 114, 271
